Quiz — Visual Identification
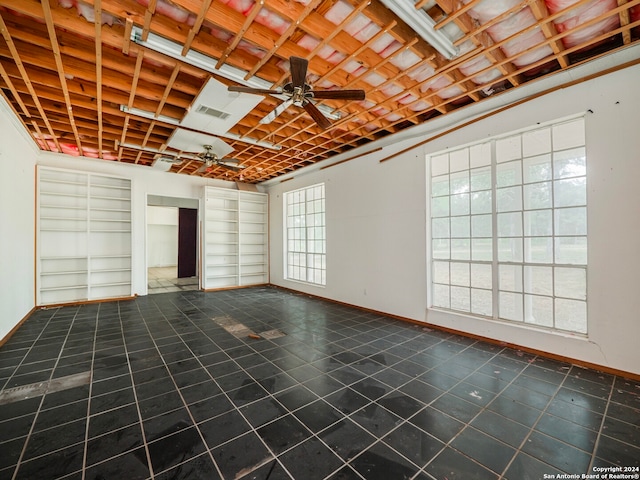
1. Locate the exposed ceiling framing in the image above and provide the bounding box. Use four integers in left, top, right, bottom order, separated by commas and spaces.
0, 0, 638, 182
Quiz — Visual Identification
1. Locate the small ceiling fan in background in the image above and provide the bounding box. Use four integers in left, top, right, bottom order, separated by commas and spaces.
228, 56, 366, 129
196, 144, 245, 173
118, 141, 244, 175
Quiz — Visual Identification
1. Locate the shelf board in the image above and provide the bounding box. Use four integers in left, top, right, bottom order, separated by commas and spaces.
41, 285, 88, 291
90, 219, 131, 223
90, 207, 131, 212
90, 183, 130, 190
40, 205, 86, 211
91, 268, 131, 273
91, 195, 131, 201
40, 191, 87, 198
40, 216, 87, 221
40, 178, 87, 187
41, 270, 87, 276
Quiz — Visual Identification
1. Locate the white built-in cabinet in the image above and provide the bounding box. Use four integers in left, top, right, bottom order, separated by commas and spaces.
203, 186, 268, 289
37, 167, 132, 305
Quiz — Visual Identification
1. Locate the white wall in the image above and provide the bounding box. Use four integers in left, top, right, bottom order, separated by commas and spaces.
147, 206, 178, 268
266, 62, 640, 376
268, 149, 428, 321
0, 99, 38, 340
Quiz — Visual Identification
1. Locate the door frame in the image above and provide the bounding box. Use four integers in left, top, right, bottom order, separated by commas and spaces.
145, 194, 201, 295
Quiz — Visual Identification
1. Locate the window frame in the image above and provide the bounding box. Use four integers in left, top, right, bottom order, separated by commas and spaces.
427, 115, 588, 334
284, 183, 326, 286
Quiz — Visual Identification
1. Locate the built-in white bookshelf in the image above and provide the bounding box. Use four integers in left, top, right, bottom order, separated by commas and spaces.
203, 187, 268, 289
238, 191, 268, 286
37, 167, 132, 305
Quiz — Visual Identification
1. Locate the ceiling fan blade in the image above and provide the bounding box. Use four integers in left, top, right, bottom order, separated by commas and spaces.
228, 86, 282, 95
218, 157, 246, 169
311, 89, 366, 100
260, 98, 295, 124
303, 101, 332, 130
218, 163, 244, 172
219, 156, 241, 165
289, 56, 308, 89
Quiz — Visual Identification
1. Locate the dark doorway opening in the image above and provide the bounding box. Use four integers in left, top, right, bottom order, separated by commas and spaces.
178, 208, 197, 278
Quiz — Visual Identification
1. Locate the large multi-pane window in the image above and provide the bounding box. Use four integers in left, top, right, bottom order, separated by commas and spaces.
285, 184, 326, 285
429, 117, 587, 334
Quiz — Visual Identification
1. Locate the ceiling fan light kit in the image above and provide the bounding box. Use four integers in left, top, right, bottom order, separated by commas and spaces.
228, 56, 366, 130
196, 145, 246, 173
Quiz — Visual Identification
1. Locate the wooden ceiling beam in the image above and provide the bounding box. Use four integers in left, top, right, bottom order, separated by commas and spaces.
181, 0, 213, 55
245, 0, 323, 80
94, 0, 104, 157
119, 50, 145, 161
530, 0, 569, 68
0, 65, 188, 120
274, 0, 371, 87
617, 0, 632, 44
216, 0, 264, 70
0, 45, 195, 111
0, 61, 30, 117
0, 0, 207, 78
0, 12, 61, 151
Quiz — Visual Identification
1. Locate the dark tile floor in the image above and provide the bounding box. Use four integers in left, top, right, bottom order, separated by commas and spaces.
0, 287, 638, 480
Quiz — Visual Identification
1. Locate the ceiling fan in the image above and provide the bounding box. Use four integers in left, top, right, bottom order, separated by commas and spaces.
196, 144, 246, 173
228, 56, 365, 129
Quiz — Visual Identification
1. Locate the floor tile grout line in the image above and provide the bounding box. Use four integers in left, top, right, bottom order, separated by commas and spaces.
80, 303, 100, 480
331, 343, 511, 477
181, 290, 640, 474
0, 308, 60, 393
10, 306, 82, 480
170, 292, 373, 479
115, 300, 156, 480
171, 292, 525, 479
587, 375, 616, 472
135, 302, 231, 479
498, 363, 576, 479
5, 289, 635, 480
174, 299, 329, 475
135, 295, 274, 480
410, 348, 556, 478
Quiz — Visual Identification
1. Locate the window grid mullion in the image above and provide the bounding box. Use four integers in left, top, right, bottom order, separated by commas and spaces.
490, 140, 499, 320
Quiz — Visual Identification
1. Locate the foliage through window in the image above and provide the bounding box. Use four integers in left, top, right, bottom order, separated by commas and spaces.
429, 117, 587, 334
285, 184, 326, 286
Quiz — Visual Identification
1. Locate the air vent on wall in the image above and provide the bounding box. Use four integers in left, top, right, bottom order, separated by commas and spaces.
196, 104, 230, 120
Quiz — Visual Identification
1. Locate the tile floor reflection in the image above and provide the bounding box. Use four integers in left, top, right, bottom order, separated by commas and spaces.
0, 287, 638, 479
148, 266, 199, 295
